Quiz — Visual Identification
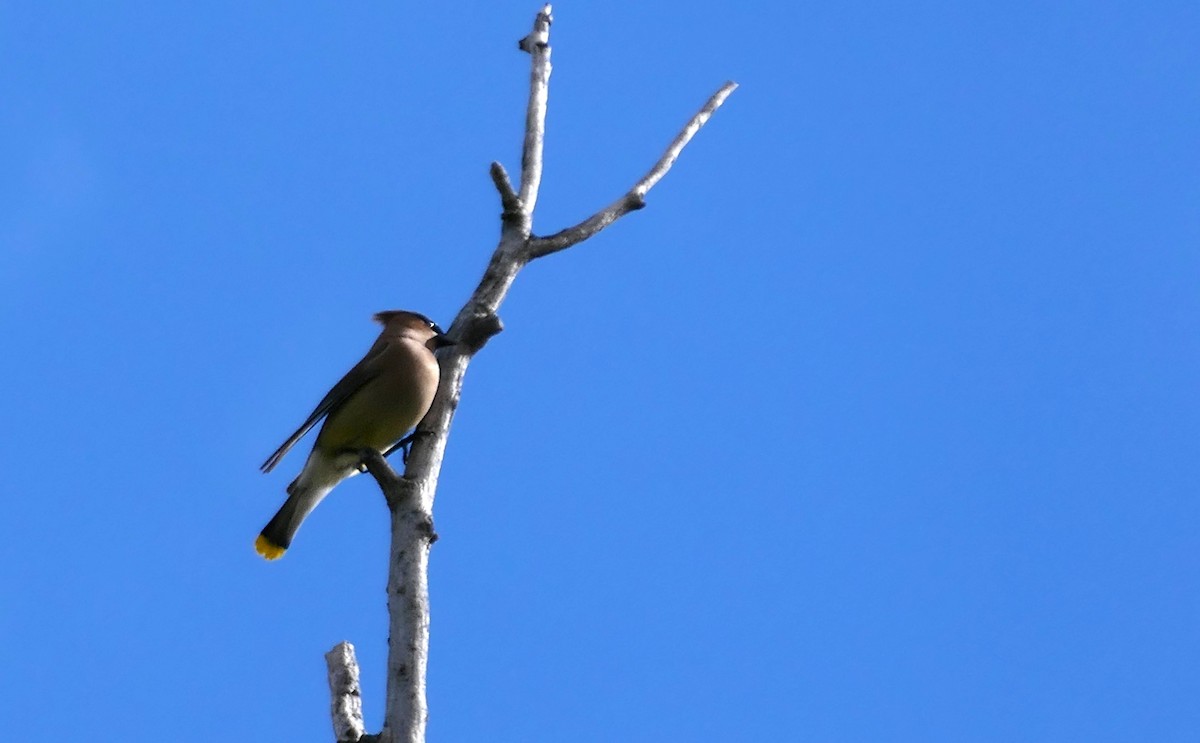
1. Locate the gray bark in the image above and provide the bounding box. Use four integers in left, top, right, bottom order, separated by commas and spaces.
325, 642, 367, 743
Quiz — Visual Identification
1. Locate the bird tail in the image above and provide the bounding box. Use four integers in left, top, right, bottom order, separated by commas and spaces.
256, 448, 357, 560
255, 484, 318, 559
256, 478, 336, 560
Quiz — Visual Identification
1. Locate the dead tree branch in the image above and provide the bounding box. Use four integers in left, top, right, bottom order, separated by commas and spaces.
330, 6, 736, 742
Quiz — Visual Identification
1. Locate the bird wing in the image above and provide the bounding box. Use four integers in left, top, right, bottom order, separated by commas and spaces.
260, 339, 392, 473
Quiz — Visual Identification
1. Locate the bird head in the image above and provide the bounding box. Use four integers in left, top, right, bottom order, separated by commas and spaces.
373, 310, 454, 349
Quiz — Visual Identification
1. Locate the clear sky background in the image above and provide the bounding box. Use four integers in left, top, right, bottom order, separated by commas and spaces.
2, 2, 1197, 741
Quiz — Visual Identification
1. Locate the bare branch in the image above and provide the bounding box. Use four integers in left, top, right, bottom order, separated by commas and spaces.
516, 4, 553, 216
527, 81, 738, 258
345, 8, 734, 743
326, 642, 366, 743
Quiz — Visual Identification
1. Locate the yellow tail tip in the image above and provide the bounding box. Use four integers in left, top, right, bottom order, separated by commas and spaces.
255, 534, 286, 560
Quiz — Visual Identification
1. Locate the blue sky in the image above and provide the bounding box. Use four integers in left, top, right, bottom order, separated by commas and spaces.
2, 2, 1197, 741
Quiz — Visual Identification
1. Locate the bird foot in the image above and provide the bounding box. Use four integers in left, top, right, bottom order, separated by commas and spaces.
382, 430, 436, 464
351, 448, 389, 474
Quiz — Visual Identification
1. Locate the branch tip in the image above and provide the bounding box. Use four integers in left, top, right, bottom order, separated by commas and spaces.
326, 642, 366, 743
518, 5, 553, 53
490, 161, 521, 214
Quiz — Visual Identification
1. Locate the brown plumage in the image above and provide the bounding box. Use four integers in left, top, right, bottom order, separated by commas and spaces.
256, 310, 451, 560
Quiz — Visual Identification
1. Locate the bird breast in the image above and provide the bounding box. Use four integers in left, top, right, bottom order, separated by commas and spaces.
315, 340, 440, 453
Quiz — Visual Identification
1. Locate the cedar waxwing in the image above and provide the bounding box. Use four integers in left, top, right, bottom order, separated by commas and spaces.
256, 310, 451, 560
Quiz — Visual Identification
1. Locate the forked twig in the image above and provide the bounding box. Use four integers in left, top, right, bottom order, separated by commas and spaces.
527, 81, 739, 258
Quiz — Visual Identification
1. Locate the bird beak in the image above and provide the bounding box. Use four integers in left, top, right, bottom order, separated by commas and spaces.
433, 334, 456, 349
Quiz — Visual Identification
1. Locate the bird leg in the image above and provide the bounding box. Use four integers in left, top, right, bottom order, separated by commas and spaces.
382, 430, 436, 465
350, 431, 431, 475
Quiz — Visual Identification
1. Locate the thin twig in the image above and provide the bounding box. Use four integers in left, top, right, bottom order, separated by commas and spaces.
527, 81, 738, 258
490, 162, 521, 217
633, 81, 738, 198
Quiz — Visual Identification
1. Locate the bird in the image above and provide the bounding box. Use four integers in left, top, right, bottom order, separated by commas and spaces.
256, 310, 452, 560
